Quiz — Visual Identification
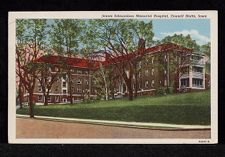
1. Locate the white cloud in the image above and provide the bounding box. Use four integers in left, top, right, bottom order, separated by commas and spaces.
160, 29, 210, 45
153, 36, 160, 41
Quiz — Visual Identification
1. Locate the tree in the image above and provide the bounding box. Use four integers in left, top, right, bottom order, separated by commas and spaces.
84, 19, 154, 100
16, 19, 47, 117
34, 60, 59, 106
160, 34, 200, 91
50, 19, 84, 104
200, 42, 211, 74
161, 34, 200, 51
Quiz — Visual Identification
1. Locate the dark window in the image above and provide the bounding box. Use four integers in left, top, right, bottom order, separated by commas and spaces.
181, 78, 189, 87
77, 79, 82, 84
193, 67, 203, 73
63, 82, 66, 87
38, 95, 42, 101
63, 75, 67, 80
192, 79, 203, 87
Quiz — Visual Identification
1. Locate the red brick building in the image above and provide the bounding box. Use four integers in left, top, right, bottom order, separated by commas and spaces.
22, 42, 208, 104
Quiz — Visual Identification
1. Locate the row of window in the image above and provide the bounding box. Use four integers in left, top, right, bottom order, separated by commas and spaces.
137, 69, 168, 78
50, 67, 89, 74
37, 96, 72, 103
134, 79, 167, 89
62, 88, 97, 94
139, 54, 172, 68
62, 79, 89, 88
180, 78, 203, 87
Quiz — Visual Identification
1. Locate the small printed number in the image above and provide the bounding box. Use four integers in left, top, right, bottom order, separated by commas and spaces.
198, 140, 210, 143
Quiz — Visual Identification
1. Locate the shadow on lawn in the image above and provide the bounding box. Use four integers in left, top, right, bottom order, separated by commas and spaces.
17, 104, 210, 125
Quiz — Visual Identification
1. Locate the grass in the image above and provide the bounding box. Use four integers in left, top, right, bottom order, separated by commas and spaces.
17, 91, 210, 125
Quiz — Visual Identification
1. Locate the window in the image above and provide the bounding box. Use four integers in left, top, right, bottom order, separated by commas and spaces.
77, 70, 82, 74
192, 79, 203, 87
55, 96, 59, 102
151, 80, 155, 87
85, 79, 89, 85
145, 81, 149, 88
47, 96, 51, 102
193, 67, 203, 73
62, 98, 67, 103
181, 78, 189, 87
38, 95, 42, 101
62, 82, 66, 88
77, 79, 82, 84
62, 75, 67, 80
145, 70, 149, 76
192, 55, 202, 60
63, 89, 67, 94
38, 86, 42, 92
151, 68, 154, 76
77, 88, 82, 93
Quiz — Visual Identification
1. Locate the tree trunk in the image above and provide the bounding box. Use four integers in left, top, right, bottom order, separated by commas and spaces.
111, 85, 115, 100
69, 74, 73, 104
44, 94, 49, 106
18, 83, 23, 109
128, 85, 133, 101
134, 72, 138, 98
104, 77, 108, 101
28, 92, 34, 118
122, 70, 133, 101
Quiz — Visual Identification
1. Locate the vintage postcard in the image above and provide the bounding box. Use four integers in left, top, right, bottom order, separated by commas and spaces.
8, 11, 218, 144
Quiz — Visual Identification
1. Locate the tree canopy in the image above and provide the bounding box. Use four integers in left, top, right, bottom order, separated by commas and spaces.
160, 34, 200, 51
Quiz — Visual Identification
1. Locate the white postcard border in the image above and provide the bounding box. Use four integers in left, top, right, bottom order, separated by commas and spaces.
8, 11, 218, 144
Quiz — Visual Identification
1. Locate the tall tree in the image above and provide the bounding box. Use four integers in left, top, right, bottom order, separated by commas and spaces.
16, 19, 47, 117
83, 19, 154, 100
50, 19, 84, 104
161, 34, 200, 51
200, 42, 211, 73
34, 60, 59, 106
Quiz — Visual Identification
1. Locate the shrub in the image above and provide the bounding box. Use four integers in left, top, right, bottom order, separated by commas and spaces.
167, 86, 174, 94
156, 86, 166, 96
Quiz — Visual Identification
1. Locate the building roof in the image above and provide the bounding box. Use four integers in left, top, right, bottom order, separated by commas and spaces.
144, 42, 193, 54
35, 42, 193, 69
35, 55, 104, 69
105, 42, 193, 64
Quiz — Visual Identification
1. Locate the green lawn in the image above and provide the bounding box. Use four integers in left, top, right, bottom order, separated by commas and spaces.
17, 91, 210, 125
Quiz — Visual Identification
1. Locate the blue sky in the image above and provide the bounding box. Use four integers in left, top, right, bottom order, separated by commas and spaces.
151, 19, 210, 45
46, 19, 210, 46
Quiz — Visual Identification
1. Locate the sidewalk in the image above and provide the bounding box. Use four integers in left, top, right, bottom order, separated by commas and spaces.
16, 114, 211, 130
